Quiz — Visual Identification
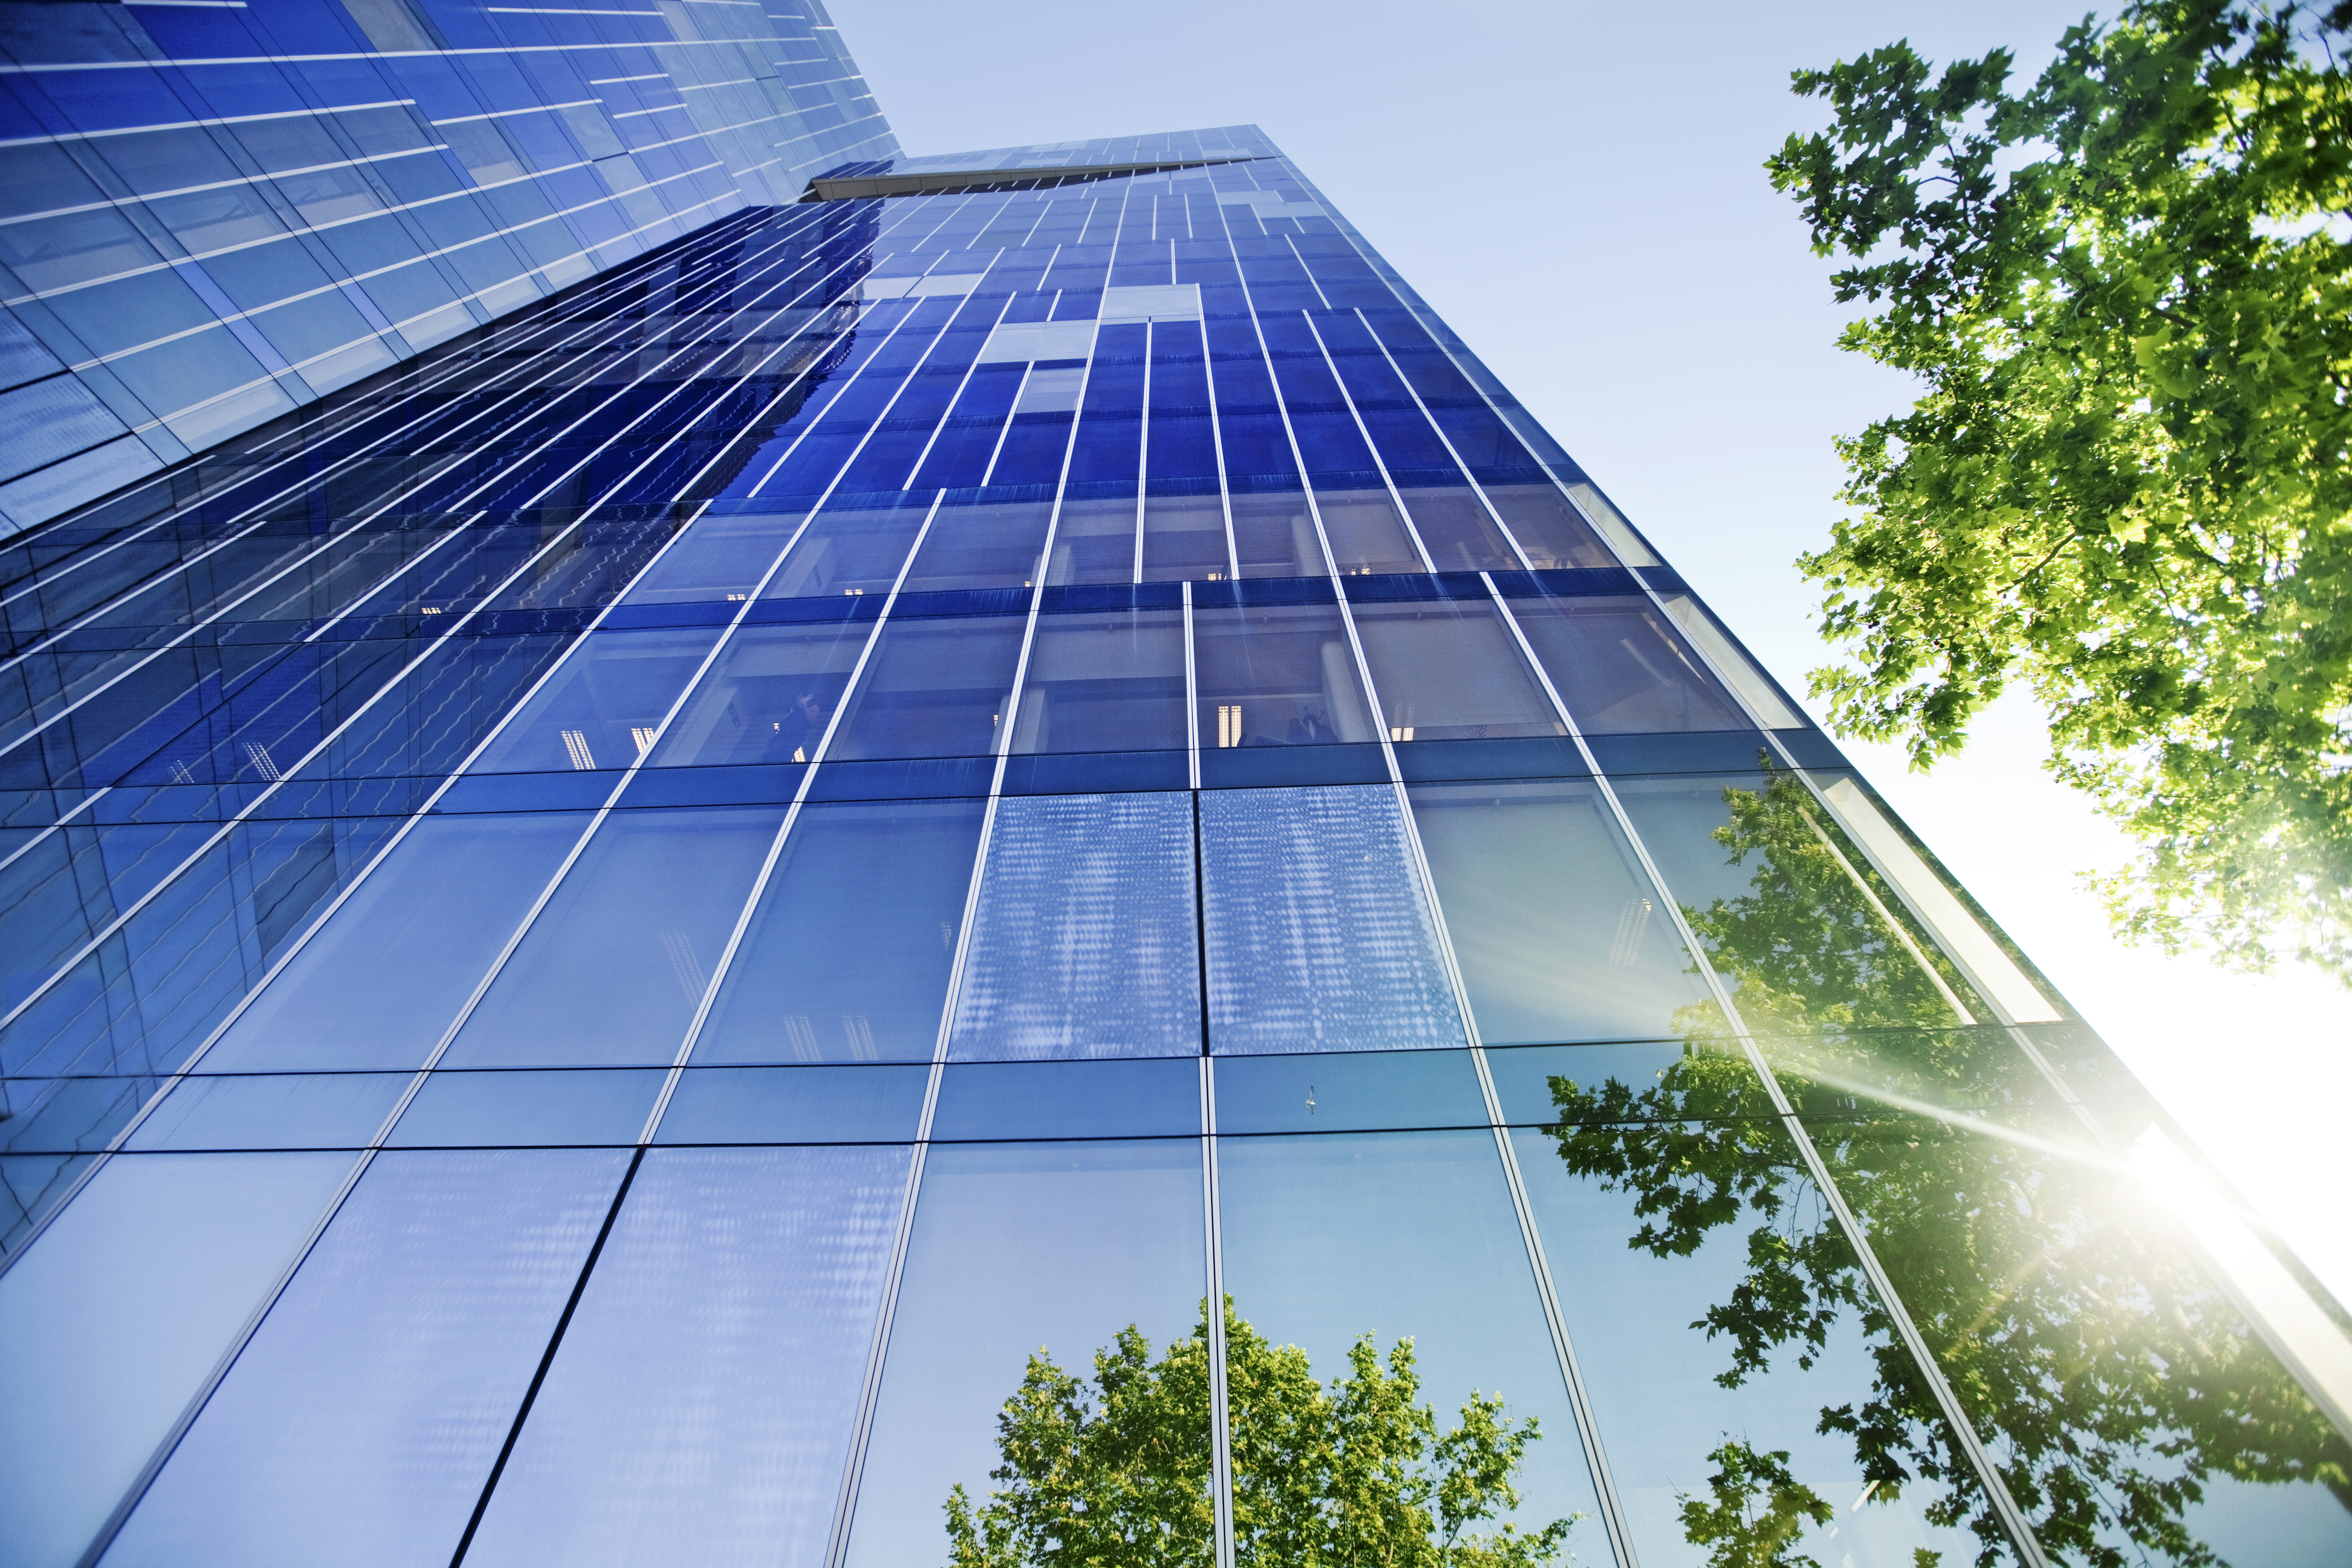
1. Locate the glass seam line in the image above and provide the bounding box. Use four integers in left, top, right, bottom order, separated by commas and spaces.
0, 219, 880, 1042
821, 284, 1112, 1568
0, 200, 776, 639
0, 205, 850, 766
0, 222, 886, 1268
1369, 590, 1636, 1565
65, 1140, 382, 1568
1479, 570, 2055, 1568
1131, 317, 1151, 583
446, 1145, 647, 1568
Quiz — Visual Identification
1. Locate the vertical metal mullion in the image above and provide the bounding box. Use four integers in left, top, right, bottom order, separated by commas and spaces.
1183, 581, 1201, 790
1191, 306, 1240, 580
1133, 320, 1154, 583
1481, 573, 2053, 1568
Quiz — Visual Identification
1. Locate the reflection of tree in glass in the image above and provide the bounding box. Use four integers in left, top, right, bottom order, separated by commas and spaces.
1552, 771, 2352, 1565
944, 1297, 1576, 1567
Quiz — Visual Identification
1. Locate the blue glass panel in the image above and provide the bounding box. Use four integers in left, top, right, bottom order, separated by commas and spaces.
844, 1140, 1204, 1568
897, 498, 1051, 592
1040, 493, 1138, 585
1312, 487, 1422, 575
204, 814, 583, 1073
468, 627, 725, 776
443, 806, 783, 1067
693, 798, 984, 1065
1482, 1042, 1689, 1125
824, 614, 1024, 761
1011, 612, 1185, 763
653, 1064, 928, 1142
1216, 1130, 1603, 1546
102, 1149, 629, 1568
757, 498, 929, 599
1506, 596, 1751, 735
1409, 781, 1714, 1044
645, 619, 875, 769
1140, 493, 1228, 580
931, 1057, 1198, 1140
1479, 485, 1614, 570
621, 512, 803, 604
947, 792, 1199, 1061
126, 1072, 410, 1150
1191, 600, 1376, 751
462, 1146, 911, 1568
1212, 1049, 1485, 1135
385, 1068, 665, 1146
0, 1151, 353, 1568
1395, 486, 1519, 572
1201, 785, 1466, 1054
1351, 598, 1565, 743
1230, 490, 1319, 578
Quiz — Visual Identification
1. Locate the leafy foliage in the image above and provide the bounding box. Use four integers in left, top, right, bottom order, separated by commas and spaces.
1767, 0, 2352, 977
1550, 775, 2352, 1566
944, 1299, 1576, 1568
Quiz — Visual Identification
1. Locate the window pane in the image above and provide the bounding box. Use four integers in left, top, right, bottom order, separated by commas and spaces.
1192, 601, 1376, 750
623, 512, 803, 605
1410, 780, 1712, 1044
1395, 486, 1518, 571
1216, 1130, 1604, 1547
1351, 598, 1565, 743
1201, 785, 1465, 1053
948, 792, 1200, 1060
0, 1151, 353, 1568
1313, 487, 1421, 575
825, 615, 1025, 761
1506, 596, 1749, 734
385, 1068, 665, 1146
126, 1072, 410, 1150
1011, 609, 1185, 754
1483, 485, 1615, 569
1140, 493, 1230, 581
693, 799, 985, 1065
1230, 491, 1319, 579
462, 1146, 911, 1568
103, 1149, 629, 1568
647, 620, 874, 769
444, 807, 784, 1068
844, 1140, 1206, 1568
468, 628, 724, 775
1041, 494, 1137, 586
900, 498, 1051, 592
206, 815, 583, 1072
760, 498, 928, 600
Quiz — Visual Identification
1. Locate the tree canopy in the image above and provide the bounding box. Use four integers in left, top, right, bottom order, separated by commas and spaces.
1766, 0, 2352, 979
943, 1300, 1575, 1568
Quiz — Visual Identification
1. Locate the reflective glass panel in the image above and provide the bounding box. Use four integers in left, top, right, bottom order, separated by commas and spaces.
1010, 609, 1185, 755
1200, 785, 1466, 1053
948, 792, 1199, 1060
1506, 596, 1749, 734
647, 620, 874, 768
444, 806, 783, 1067
1192, 601, 1376, 749
824, 615, 1025, 761
1351, 598, 1566, 743
693, 799, 985, 1064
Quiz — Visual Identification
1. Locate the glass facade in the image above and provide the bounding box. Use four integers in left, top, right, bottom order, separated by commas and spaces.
1, 26, 2349, 1568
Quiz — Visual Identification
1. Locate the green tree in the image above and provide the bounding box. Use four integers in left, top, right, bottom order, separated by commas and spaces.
944, 1299, 1576, 1567
1766, 0, 2352, 978
1552, 774, 2352, 1567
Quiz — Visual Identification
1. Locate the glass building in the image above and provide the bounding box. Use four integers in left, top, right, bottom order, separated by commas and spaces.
2, 10, 2349, 1568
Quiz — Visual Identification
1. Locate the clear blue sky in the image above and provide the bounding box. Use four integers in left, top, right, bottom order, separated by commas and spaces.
825, 0, 2352, 1299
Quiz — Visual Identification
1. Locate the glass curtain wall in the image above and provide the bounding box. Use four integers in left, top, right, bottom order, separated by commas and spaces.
0, 120, 2346, 1568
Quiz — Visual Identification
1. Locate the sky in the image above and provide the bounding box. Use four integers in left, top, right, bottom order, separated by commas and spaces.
823, 0, 2352, 1302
